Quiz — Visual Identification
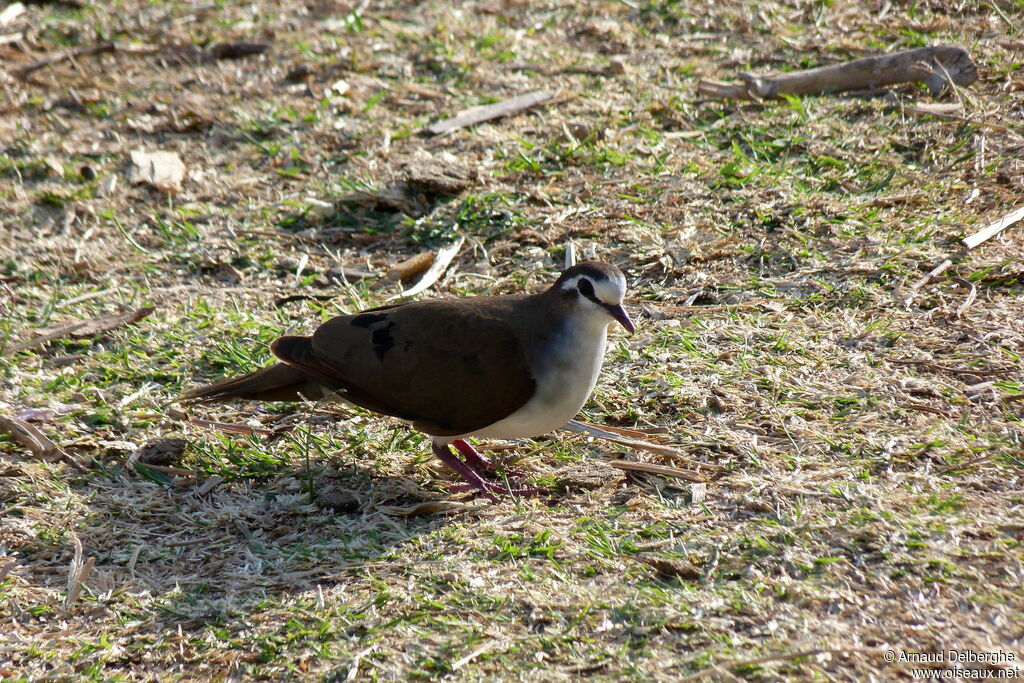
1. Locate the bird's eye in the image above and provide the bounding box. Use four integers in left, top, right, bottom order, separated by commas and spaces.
577, 278, 595, 298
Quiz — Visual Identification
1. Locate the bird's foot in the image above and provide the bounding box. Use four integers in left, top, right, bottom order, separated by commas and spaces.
433, 442, 536, 501
451, 439, 526, 479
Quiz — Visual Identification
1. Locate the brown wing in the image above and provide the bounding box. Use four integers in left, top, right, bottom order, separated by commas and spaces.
270, 297, 536, 436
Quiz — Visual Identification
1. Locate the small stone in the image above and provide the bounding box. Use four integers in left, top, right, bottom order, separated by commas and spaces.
137, 438, 188, 467
126, 149, 186, 193
317, 489, 361, 514
305, 198, 336, 220
285, 64, 313, 82
555, 460, 625, 491
636, 555, 703, 581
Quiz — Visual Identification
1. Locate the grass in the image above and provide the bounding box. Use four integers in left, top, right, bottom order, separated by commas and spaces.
1, 0, 1023, 681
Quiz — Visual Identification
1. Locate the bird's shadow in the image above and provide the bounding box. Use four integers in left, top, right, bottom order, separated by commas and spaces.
7, 416, 636, 644
46, 448, 466, 627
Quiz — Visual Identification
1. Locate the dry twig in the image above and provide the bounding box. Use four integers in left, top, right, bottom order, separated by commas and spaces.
15, 42, 158, 79
377, 501, 473, 516
565, 420, 725, 472
0, 415, 89, 472
185, 416, 280, 436
0, 558, 15, 584
424, 90, 555, 135
908, 258, 953, 294
697, 46, 977, 101
14, 41, 269, 80
962, 205, 1024, 249
9, 306, 154, 353
607, 459, 708, 483
649, 297, 847, 315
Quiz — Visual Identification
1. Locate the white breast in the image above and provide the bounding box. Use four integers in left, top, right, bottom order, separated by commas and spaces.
451, 316, 611, 442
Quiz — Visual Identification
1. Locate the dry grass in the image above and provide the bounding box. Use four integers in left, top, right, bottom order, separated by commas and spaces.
2, 0, 1023, 680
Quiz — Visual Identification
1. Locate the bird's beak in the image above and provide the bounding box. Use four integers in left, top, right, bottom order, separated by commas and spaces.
604, 303, 635, 334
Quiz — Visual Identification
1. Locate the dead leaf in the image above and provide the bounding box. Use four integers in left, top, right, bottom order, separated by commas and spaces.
385, 237, 464, 301
335, 188, 420, 214
43, 155, 64, 177
607, 459, 708, 483
0, 3, 25, 27
386, 252, 435, 282
554, 460, 625, 490
351, 233, 382, 246
127, 149, 186, 193
401, 152, 476, 196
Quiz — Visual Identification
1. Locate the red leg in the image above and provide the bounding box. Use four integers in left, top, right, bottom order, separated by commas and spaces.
451, 439, 494, 472
452, 439, 525, 479
432, 443, 538, 500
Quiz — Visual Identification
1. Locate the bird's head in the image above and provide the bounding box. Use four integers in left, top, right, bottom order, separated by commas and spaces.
555, 261, 635, 334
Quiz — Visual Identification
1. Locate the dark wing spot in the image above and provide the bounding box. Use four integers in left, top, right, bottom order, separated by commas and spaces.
351, 313, 390, 328
371, 322, 396, 361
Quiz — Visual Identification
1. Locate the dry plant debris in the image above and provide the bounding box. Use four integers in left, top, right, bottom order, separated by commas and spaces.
8, 305, 155, 353
697, 45, 979, 100
424, 88, 557, 135
1, 1, 1022, 681
125, 150, 186, 194
962, 204, 1024, 249
385, 250, 435, 282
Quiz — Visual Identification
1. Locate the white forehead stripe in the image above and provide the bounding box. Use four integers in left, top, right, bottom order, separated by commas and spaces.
559, 272, 627, 305
592, 271, 626, 304
559, 274, 584, 294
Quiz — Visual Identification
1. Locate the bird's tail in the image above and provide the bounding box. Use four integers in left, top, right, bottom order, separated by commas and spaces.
180, 363, 326, 403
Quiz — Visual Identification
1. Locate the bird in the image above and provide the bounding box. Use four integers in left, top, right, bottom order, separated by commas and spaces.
181, 261, 634, 499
